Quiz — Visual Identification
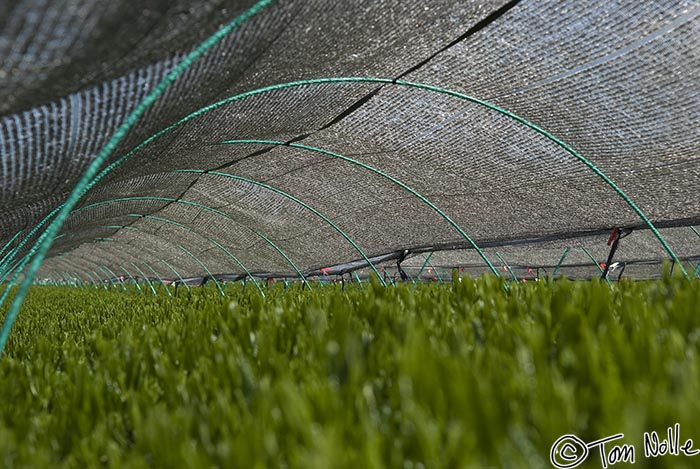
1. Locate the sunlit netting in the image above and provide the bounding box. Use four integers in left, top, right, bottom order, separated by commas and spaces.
1, 0, 699, 292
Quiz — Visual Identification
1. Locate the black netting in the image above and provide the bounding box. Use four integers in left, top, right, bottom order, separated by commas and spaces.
1, 0, 698, 282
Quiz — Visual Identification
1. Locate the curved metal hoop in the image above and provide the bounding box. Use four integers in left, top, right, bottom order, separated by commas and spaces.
142, 260, 172, 296
56, 221, 256, 294
203, 140, 499, 275
67, 196, 309, 290
48, 213, 266, 296
119, 265, 143, 294
172, 169, 388, 285
160, 259, 191, 291
0, 231, 23, 268
125, 214, 266, 296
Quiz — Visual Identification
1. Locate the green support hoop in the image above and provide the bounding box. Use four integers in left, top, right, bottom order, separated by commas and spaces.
0, 0, 276, 356
173, 169, 387, 287
0, 205, 62, 278
425, 256, 444, 283
254, 231, 311, 290
580, 246, 612, 285
120, 265, 143, 294
53, 220, 263, 297
353, 271, 364, 289
99, 265, 127, 291
47, 256, 87, 287
59, 271, 79, 288
204, 238, 265, 297
689, 226, 700, 278
0, 245, 22, 277
51, 271, 65, 287
142, 260, 173, 297
81, 272, 93, 290
495, 252, 518, 282
64, 229, 183, 282
690, 226, 700, 238
552, 247, 571, 279
53, 212, 267, 297
61, 273, 75, 287
0, 230, 23, 265
57, 251, 126, 291
68, 196, 305, 288
86, 270, 104, 290
85, 272, 109, 290
125, 214, 266, 297
66, 272, 84, 288
1, 74, 685, 296
176, 244, 225, 296
160, 259, 191, 291
77, 77, 682, 278
215, 140, 499, 277
130, 262, 157, 296
65, 197, 302, 293
412, 252, 433, 288
91, 269, 112, 289
0, 258, 22, 285
50, 271, 65, 286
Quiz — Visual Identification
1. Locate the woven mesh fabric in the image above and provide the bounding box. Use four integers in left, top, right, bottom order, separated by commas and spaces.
1, 0, 698, 282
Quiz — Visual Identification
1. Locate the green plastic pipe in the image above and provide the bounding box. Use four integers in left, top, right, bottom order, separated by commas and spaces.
142, 260, 172, 297
176, 244, 225, 296
3, 71, 688, 356
0, 231, 22, 265
218, 141, 499, 277
412, 252, 433, 288
353, 271, 364, 289
70, 197, 301, 291
124, 214, 266, 297
120, 266, 143, 294
130, 262, 157, 296
174, 169, 387, 287
425, 256, 444, 283
552, 247, 571, 279
580, 246, 612, 285
495, 251, 518, 282
160, 259, 191, 291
